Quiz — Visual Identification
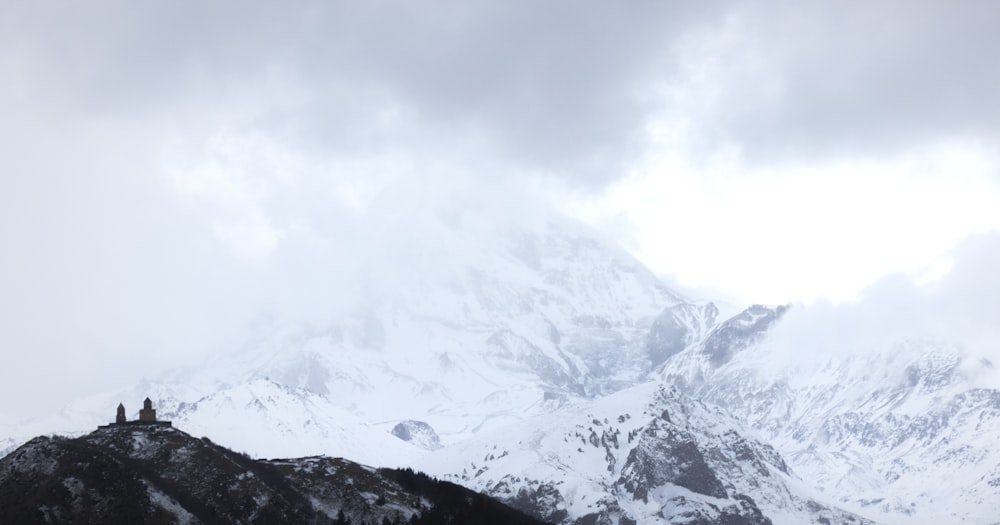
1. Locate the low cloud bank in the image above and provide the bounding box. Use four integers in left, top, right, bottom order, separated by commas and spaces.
766, 232, 1000, 385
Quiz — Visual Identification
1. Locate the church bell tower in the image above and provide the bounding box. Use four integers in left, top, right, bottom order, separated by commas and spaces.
138, 397, 157, 422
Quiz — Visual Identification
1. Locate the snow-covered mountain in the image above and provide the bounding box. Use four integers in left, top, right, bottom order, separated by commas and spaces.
415, 381, 870, 525
1, 217, 700, 458
660, 305, 1000, 524
198, 217, 710, 456
5, 215, 998, 524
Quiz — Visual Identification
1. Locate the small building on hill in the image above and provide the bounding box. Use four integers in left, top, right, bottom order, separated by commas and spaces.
99, 398, 172, 429
138, 397, 157, 422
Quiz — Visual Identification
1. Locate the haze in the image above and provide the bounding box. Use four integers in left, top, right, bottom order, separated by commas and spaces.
2, 1, 1000, 418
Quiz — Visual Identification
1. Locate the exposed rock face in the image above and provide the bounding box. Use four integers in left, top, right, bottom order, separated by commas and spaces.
416, 383, 870, 525
13, 220, 989, 524
646, 302, 719, 367
0, 221, 719, 477
700, 305, 788, 367
391, 420, 442, 450
0, 425, 546, 525
619, 420, 728, 501
663, 315, 1000, 524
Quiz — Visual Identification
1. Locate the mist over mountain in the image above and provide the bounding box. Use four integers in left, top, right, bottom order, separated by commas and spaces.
6, 1, 1000, 523
654, 233, 1000, 524
5, 216, 1000, 524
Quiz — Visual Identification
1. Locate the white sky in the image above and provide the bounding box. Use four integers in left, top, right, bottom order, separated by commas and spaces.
3, 0, 1000, 415
569, 142, 1000, 304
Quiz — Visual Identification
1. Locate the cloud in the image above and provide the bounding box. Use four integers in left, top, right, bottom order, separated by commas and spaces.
0, 0, 740, 188
0, 104, 560, 418
0, 0, 741, 418
4, 0, 1000, 419
766, 232, 1000, 373
7, 1, 1000, 179
0, 117, 264, 414
660, 1, 1000, 164
570, 142, 1000, 304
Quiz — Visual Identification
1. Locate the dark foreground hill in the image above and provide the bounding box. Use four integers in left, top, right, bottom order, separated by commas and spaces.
0, 424, 548, 525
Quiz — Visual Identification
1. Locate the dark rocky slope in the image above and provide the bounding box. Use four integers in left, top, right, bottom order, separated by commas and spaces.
0, 424, 547, 525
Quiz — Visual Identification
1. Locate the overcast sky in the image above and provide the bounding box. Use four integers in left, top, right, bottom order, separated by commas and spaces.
3, 1, 1000, 416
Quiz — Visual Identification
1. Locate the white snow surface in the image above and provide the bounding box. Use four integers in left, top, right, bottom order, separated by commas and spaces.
415, 381, 863, 524
3, 221, 686, 463
662, 325, 1000, 525
4, 217, 999, 524
171, 379, 424, 466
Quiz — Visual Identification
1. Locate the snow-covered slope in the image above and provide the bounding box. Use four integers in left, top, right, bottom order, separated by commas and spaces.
415, 381, 869, 524
10, 214, 997, 524
167, 379, 425, 466
661, 305, 1000, 524
2, 218, 708, 465
0, 379, 423, 467
223, 218, 691, 415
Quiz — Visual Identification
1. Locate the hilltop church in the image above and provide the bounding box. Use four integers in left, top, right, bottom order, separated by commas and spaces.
100, 398, 172, 429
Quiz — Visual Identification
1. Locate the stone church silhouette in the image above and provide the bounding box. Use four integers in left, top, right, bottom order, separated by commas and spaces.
99, 398, 172, 429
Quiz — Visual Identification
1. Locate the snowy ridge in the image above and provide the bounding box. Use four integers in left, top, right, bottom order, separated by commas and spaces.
167, 379, 425, 466
662, 305, 1000, 524
416, 381, 868, 524
3, 220, 699, 461
7, 216, 991, 523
